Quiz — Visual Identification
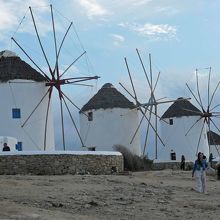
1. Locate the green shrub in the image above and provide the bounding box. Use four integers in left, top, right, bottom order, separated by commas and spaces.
113, 145, 153, 171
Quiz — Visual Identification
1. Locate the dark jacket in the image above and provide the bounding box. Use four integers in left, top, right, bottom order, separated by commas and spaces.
2, 146, 10, 151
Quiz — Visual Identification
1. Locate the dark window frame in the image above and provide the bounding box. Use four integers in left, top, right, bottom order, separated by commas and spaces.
88, 111, 93, 121
16, 142, 22, 151
169, 118, 173, 125
170, 152, 176, 160
12, 108, 21, 119
88, 147, 95, 151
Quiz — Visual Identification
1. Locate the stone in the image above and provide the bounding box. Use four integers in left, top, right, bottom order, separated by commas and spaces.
0, 154, 123, 175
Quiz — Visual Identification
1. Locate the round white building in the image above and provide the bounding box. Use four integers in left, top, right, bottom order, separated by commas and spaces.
79, 83, 141, 156
0, 50, 55, 151
207, 131, 220, 158
158, 98, 209, 162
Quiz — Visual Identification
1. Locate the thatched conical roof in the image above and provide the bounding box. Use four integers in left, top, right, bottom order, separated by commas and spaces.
0, 50, 46, 82
207, 131, 220, 145
81, 83, 135, 112
161, 97, 201, 119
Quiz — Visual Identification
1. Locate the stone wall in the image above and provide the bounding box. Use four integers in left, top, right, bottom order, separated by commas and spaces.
0, 151, 124, 175
152, 161, 193, 170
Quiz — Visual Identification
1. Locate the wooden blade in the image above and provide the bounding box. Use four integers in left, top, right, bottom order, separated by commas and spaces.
181, 108, 202, 115
209, 80, 220, 108
119, 82, 137, 103
8, 81, 39, 84
186, 83, 203, 110
119, 82, 169, 126
60, 90, 87, 117
185, 117, 202, 136
64, 76, 100, 84
207, 67, 211, 110
124, 57, 138, 101
136, 48, 152, 92
67, 83, 93, 87
142, 97, 191, 107
142, 105, 153, 156
211, 112, 220, 115
210, 118, 220, 134
57, 22, 73, 57
156, 97, 167, 101
139, 108, 165, 146
155, 105, 158, 159
11, 37, 50, 81
195, 69, 204, 111
21, 87, 52, 128
54, 21, 73, 79
207, 120, 211, 154
29, 7, 53, 75
153, 71, 160, 93
63, 97, 85, 146
146, 105, 169, 124
60, 51, 87, 78
130, 108, 148, 144
50, 4, 58, 78
149, 53, 153, 92
59, 97, 66, 150
210, 103, 220, 111
44, 87, 53, 150
195, 120, 206, 156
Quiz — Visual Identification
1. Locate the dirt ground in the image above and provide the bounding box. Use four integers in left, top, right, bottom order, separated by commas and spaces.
0, 170, 219, 220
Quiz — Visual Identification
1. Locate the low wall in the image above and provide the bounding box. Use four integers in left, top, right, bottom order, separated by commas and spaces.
152, 161, 193, 170
0, 151, 124, 175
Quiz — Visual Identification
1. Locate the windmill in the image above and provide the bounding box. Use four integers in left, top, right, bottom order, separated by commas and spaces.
11, 5, 100, 150
185, 67, 220, 156
119, 49, 185, 159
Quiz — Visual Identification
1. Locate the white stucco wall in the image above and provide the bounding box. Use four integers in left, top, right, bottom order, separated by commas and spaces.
0, 136, 17, 152
0, 80, 55, 151
158, 116, 209, 162
79, 108, 141, 156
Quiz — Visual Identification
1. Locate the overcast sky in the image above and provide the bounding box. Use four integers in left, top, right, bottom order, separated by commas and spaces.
1, 0, 220, 156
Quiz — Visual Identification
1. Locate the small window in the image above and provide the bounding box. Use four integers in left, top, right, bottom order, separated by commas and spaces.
88, 147, 95, 151
171, 152, 176, 160
12, 108, 21, 119
16, 142, 22, 151
88, 112, 93, 121
169, 119, 173, 125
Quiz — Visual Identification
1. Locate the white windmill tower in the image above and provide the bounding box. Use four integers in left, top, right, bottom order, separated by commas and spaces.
159, 67, 220, 162
207, 131, 220, 158
4, 5, 99, 151
119, 49, 187, 159
79, 83, 141, 156
0, 50, 55, 151
159, 98, 209, 162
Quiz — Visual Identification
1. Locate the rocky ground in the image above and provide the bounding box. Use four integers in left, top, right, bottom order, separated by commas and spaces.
0, 170, 219, 219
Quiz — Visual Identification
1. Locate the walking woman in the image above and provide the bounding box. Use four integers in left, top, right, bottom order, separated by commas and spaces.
192, 152, 208, 194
